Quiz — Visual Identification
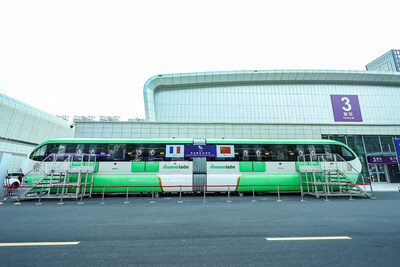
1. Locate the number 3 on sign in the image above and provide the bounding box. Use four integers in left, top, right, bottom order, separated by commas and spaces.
341, 97, 352, 112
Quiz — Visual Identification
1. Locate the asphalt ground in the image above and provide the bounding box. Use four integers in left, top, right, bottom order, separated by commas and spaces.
0, 192, 400, 267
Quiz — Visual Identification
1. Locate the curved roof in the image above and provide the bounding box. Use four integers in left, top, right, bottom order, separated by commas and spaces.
143, 70, 400, 121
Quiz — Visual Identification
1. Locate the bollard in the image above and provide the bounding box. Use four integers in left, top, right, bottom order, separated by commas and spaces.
361, 176, 367, 195
348, 184, 354, 201
57, 188, 64, 205
35, 187, 43, 206
177, 185, 183, 204
369, 182, 376, 199
99, 186, 106, 205
77, 191, 85, 205
0, 186, 6, 205
227, 185, 232, 203
202, 185, 207, 203
324, 185, 330, 202
251, 185, 257, 203
300, 184, 306, 202
124, 187, 130, 204
150, 186, 156, 204
58, 184, 65, 205
276, 185, 282, 202
14, 186, 22, 205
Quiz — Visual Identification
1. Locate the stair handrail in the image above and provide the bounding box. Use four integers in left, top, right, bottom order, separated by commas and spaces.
23, 153, 58, 185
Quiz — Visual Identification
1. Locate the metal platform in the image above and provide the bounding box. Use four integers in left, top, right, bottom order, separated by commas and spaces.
14, 153, 96, 202
298, 153, 374, 199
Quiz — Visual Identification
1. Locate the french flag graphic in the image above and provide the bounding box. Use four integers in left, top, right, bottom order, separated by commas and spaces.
166, 145, 184, 157
169, 146, 181, 154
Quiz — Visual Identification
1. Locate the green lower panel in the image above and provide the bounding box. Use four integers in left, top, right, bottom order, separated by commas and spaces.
27, 174, 163, 193
237, 174, 300, 191
269, 174, 300, 191
237, 174, 269, 191
92, 174, 162, 193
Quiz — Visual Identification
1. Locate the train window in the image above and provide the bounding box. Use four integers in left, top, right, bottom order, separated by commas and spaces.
42, 143, 59, 161
30, 145, 47, 161
75, 144, 84, 154
306, 145, 318, 161
56, 144, 67, 161
253, 145, 267, 161
322, 144, 331, 154
57, 144, 66, 154
329, 145, 343, 161
209, 144, 295, 162
340, 146, 356, 161
264, 144, 289, 161
103, 143, 126, 161
126, 143, 147, 161
296, 145, 305, 159
65, 143, 77, 154
234, 145, 251, 161
87, 144, 99, 155
147, 144, 168, 161
287, 145, 296, 161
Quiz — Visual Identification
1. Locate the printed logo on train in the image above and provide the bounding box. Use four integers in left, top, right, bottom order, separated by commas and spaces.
163, 164, 190, 170
209, 164, 236, 169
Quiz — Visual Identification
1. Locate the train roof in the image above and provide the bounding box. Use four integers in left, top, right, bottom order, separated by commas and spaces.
38, 138, 345, 145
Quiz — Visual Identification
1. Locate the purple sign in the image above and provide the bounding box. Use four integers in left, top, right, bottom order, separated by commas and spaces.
184, 145, 217, 157
368, 156, 398, 164
331, 95, 362, 122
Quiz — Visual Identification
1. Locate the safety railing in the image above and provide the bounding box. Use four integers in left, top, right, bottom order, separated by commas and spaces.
0, 182, 375, 205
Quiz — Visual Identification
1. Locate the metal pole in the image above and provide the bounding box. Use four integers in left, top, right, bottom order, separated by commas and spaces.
361, 176, 366, 195
77, 186, 85, 205
57, 186, 64, 205
202, 185, 207, 203
251, 185, 257, 203
324, 185, 330, 202
277, 185, 282, 202
124, 186, 130, 204
35, 187, 43, 206
0, 186, 6, 204
14, 186, 22, 205
178, 185, 183, 204
369, 182, 376, 199
150, 186, 156, 204
348, 184, 354, 201
99, 186, 105, 205
227, 185, 232, 203
300, 178, 306, 202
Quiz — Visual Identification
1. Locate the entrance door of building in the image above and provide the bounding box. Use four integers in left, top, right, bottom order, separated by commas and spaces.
369, 163, 387, 183
386, 164, 400, 183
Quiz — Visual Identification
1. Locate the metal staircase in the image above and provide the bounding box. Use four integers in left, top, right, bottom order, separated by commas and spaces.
19, 153, 96, 201
298, 153, 373, 199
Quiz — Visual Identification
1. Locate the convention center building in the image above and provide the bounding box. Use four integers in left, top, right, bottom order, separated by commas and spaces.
74, 68, 400, 183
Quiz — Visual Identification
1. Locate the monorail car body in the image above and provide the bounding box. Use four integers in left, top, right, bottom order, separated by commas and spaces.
21, 138, 361, 193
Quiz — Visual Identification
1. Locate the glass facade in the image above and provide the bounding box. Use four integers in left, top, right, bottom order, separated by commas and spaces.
366, 50, 400, 72
0, 93, 74, 172
153, 83, 400, 124
322, 134, 399, 183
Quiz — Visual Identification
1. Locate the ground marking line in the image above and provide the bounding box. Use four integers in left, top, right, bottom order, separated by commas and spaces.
0, 242, 80, 247
266, 236, 351, 241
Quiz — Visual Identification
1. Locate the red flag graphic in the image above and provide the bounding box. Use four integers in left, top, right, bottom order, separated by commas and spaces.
220, 146, 231, 154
